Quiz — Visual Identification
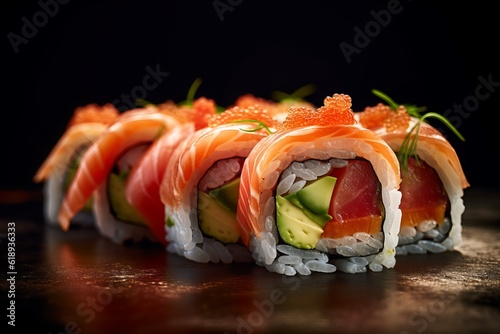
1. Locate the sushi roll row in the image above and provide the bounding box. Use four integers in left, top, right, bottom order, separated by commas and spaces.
34, 90, 469, 275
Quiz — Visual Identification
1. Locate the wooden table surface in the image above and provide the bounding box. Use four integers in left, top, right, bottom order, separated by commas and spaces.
2, 188, 500, 334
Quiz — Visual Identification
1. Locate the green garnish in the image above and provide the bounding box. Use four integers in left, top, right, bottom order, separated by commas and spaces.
135, 98, 156, 107
186, 77, 203, 106
371, 89, 427, 117
271, 83, 317, 103
371, 89, 465, 171
229, 119, 275, 134
178, 78, 225, 113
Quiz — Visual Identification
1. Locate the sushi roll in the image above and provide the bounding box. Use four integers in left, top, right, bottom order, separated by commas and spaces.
57, 105, 181, 244
160, 105, 277, 264
125, 97, 217, 245
237, 94, 403, 275
356, 99, 470, 255
33, 103, 119, 226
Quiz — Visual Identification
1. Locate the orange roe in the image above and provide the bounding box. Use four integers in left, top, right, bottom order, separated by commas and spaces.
358, 103, 411, 132
67, 103, 119, 127
207, 104, 276, 129
384, 105, 411, 132
358, 103, 392, 129
277, 93, 355, 130
158, 97, 217, 130
191, 97, 217, 130
235, 93, 277, 110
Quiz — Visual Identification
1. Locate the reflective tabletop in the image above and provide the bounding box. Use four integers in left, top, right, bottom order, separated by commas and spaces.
2, 188, 500, 334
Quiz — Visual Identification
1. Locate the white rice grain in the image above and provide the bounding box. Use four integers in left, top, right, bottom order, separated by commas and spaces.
202, 240, 220, 263
293, 262, 312, 276
336, 245, 357, 257
278, 255, 302, 265
304, 160, 331, 176
405, 244, 427, 254
306, 260, 337, 273
335, 259, 367, 274
276, 173, 296, 195
284, 265, 297, 276
288, 180, 307, 194
438, 218, 452, 234
424, 229, 440, 239
368, 262, 384, 272
351, 242, 378, 256
185, 246, 210, 263
213, 241, 233, 264
417, 240, 447, 253
348, 257, 369, 266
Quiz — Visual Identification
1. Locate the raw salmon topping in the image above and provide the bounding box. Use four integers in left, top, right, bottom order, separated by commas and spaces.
67, 103, 119, 127
207, 105, 276, 129
278, 93, 355, 130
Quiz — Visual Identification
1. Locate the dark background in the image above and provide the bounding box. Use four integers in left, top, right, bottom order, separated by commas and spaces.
1, 0, 499, 198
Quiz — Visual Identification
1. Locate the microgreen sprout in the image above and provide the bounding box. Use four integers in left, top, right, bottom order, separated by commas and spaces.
271, 83, 317, 103
371, 89, 465, 171
135, 98, 156, 107
371, 89, 427, 117
229, 119, 275, 134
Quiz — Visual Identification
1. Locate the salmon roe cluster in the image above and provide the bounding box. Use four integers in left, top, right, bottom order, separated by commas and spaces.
159, 97, 217, 130
358, 103, 392, 129
358, 103, 411, 132
235, 93, 276, 110
191, 97, 218, 130
278, 93, 355, 130
207, 104, 276, 129
67, 103, 119, 127
383, 105, 411, 132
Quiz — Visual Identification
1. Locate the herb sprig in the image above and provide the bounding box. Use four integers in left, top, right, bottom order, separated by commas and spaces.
271, 84, 316, 103
371, 89, 465, 171
229, 119, 274, 134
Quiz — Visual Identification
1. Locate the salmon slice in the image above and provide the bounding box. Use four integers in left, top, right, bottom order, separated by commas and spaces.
57, 106, 180, 232
125, 123, 195, 245
124, 97, 218, 244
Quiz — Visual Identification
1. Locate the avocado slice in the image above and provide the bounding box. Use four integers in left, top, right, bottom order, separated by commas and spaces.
208, 178, 240, 212
108, 171, 146, 225
276, 195, 323, 249
295, 176, 336, 215
198, 191, 240, 244
284, 194, 332, 228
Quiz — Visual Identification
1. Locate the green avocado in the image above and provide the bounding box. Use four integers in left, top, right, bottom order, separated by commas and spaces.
295, 176, 336, 215
208, 178, 240, 212
276, 195, 323, 249
108, 171, 145, 225
198, 191, 240, 244
284, 194, 332, 228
